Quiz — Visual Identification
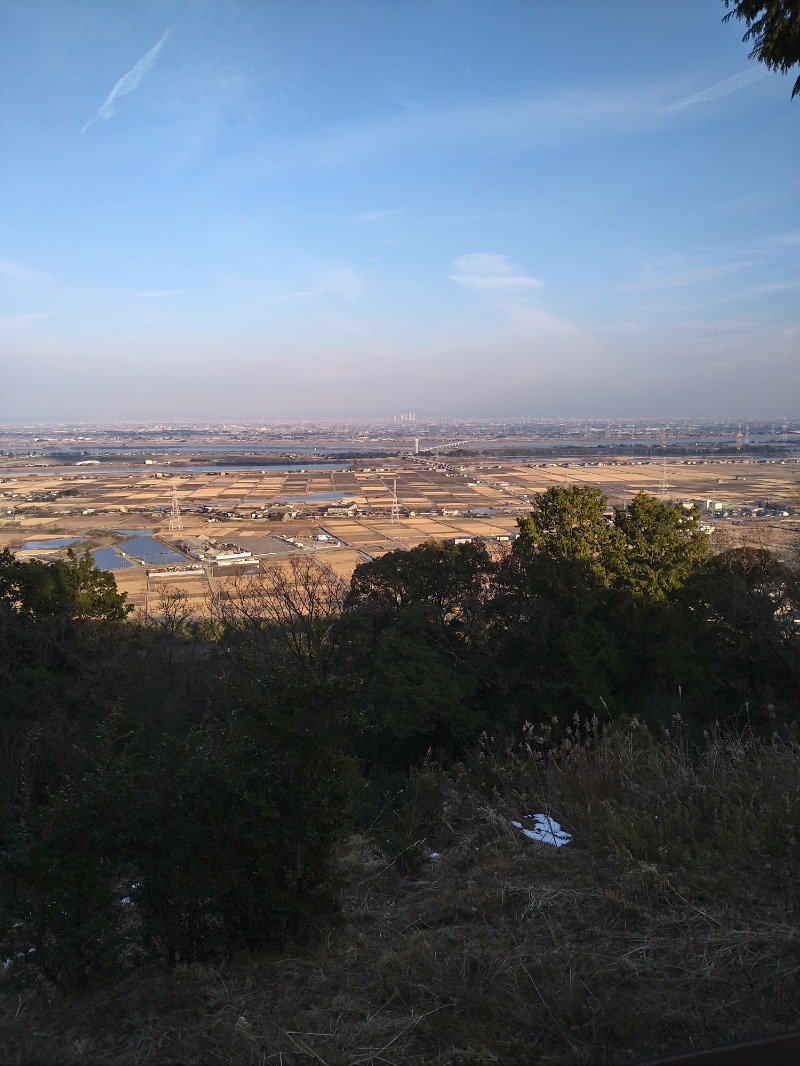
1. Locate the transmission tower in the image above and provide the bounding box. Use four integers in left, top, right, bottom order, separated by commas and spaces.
168, 485, 183, 532
390, 479, 400, 524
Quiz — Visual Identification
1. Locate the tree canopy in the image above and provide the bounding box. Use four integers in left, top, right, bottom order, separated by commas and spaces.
723, 1, 800, 97
512, 487, 709, 601
0, 548, 131, 620
513, 485, 621, 595
612, 493, 709, 599
348, 539, 493, 619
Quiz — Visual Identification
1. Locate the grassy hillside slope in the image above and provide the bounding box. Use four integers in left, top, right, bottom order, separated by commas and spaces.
2, 720, 798, 1065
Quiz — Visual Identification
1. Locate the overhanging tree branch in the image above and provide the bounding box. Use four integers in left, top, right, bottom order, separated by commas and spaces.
723, 1, 800, 97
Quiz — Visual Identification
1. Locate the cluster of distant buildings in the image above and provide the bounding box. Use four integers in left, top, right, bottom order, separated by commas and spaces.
681, 497, 791, 521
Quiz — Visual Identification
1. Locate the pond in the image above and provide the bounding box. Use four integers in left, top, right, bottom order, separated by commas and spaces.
22, 537, 84, 549
117, 535, 187, 565
91, 548, 138, 571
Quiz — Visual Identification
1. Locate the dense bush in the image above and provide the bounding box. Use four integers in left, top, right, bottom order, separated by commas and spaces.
0, 678, 360, 987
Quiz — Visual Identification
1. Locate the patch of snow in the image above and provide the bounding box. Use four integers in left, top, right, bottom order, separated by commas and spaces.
512, 813, 572, 847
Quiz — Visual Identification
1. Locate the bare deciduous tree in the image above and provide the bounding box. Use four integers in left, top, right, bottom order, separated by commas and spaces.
213, 555, 348, 674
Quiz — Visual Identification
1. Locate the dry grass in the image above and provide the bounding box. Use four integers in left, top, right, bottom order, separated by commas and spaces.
2, 724, 798, 1065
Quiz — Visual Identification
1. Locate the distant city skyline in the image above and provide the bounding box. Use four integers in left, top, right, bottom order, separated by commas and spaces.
1, 1, 798, 421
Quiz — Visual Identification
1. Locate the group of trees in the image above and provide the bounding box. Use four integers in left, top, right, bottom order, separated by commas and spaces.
339, 489, 797, 768
0, 547, 132, 621
1, 488, 798, 988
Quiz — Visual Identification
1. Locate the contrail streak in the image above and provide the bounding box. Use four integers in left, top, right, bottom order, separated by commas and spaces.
82, 30, 170, 135
662, 68, 767, 113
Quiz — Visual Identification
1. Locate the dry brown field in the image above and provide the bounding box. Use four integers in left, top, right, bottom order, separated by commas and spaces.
2, 455, 798, 607
458, 455, 800, 507
4, 456, 797, 516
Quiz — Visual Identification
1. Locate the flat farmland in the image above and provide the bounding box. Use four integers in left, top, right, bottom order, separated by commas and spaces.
3, 456, 798, 519
460, 456, 800, 508
0, 467, 371, 514
355, 468, 511, 512
1, 464, 512, 523
320, 514, 519, 557
114, 567, 210, 616
92, 548, 368, 618
2, 454, 797, 577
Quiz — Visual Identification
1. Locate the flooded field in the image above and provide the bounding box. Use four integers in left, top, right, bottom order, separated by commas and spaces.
21, 537, 84, 549
115, 535, 187, 566
91, 547, 138, 570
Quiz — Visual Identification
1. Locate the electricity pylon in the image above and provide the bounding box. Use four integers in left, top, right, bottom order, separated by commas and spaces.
168, 485, 183, 532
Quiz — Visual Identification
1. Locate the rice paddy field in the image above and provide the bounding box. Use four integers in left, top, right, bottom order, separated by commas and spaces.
2, 452, 797, 616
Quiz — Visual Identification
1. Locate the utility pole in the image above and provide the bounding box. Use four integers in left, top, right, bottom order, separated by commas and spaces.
659, 456, 669, 499
659, 425, 669, 498
203, 561, 218, 613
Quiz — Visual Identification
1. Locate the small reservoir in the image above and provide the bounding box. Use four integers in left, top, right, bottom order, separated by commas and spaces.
22, 537, 84, 549
117, 535, 187, 566
90, 535, 186, 570
91, 547, 138, 571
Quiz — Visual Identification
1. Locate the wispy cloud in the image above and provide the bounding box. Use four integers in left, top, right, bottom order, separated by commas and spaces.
277, 85, 667, 168
353, 209, 400, 223
0, 311, 52, 329
450, 253, 543, 294
662, 68, 767, 112
250, 72, 774, 173
732, 280, 800, 297
82, 30, 170, 135
276, 266, 363, 303
619, 262, 751, 291
0, 256, 49, 286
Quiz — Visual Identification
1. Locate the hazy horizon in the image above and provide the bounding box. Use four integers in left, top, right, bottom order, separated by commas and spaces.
2, 1, 798, 422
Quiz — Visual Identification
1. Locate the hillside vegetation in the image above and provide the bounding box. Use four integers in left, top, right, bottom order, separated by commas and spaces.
1, 489, 798, 1063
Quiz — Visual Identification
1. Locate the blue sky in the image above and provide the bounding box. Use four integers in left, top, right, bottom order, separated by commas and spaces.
1, 0, 797, 421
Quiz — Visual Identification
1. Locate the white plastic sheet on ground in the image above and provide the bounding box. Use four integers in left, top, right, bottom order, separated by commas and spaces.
512, 813, 572, 847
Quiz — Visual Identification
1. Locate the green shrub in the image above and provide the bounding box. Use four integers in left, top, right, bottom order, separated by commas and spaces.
130, 678, 359, 963
0, 676, 360, 986
0, 717, 138, 990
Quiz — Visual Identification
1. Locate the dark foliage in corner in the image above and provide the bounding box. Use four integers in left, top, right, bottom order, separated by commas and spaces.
723, 1, 800, 97
0, 678, 360, 988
